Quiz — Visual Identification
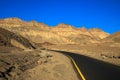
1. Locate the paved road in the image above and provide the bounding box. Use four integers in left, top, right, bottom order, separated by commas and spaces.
53, 50, 120, 80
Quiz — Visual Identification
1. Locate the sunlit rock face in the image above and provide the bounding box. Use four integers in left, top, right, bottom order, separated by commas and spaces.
89, 28, 110, 39
102, 32, 120, 43
0, 18, 110, 44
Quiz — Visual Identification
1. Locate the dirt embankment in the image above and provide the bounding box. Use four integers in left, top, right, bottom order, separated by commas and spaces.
0, 47, 79, 80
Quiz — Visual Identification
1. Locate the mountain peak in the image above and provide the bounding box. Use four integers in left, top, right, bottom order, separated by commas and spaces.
4, 17, 23, 22
29, 20, 46, 25
56, 23, 74, 28
30, 20, 38, 23
89, 28, 103, 32
80, 27, 88, 32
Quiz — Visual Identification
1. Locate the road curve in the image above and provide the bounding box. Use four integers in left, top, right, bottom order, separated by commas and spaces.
52, 50, 120, 80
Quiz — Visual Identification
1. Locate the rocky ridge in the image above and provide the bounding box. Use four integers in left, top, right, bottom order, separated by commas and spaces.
0, 18, 110, 44
0, 17, 120, 80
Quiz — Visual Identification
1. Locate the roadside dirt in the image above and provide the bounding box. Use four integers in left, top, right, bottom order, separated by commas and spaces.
0, 47, 79, 80
44, 44, 120, 66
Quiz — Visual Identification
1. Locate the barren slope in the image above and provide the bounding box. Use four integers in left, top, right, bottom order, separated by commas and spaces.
0, 28, 35, 49
0, 48, 79, 80
0, 18, 110, 44
103, 32, 120, 43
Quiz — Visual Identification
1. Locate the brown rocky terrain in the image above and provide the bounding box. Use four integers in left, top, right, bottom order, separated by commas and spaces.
0, 47, 79, 80
102, 32, 120, 43
0, 27, 35, 49
0, 19, 80, 80
0, 17, 120, 80
0, 27, 79, 80
0, 18, 110, 44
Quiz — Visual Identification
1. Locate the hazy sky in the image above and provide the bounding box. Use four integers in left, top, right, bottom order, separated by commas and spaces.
0, 0, 120, 34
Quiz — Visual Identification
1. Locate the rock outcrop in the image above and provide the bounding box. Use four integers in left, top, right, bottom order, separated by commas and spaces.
0, 27, 36, 49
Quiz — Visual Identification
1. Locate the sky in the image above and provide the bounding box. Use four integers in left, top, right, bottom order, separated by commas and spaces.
0, 0, 120, 34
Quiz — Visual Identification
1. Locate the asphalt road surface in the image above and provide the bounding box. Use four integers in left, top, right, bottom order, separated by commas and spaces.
53, 50, 120, 80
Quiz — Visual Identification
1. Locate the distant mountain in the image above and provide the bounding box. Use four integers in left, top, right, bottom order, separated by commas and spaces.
103, 32, 120, 43
0, 17, 110, 44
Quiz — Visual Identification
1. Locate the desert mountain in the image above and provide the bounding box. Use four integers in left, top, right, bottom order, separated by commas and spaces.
0, 18, 120, 80
0, 18, 110, 44
103, 32, 120, 43
0, 27, 36, 49
89, 28, 110, 39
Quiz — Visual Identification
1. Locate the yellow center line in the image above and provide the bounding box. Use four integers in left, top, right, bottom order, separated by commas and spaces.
68, 55, 86, 80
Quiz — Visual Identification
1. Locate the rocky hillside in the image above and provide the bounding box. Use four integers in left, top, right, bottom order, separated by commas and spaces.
0, 18, 110, 44
0, 27, 36, 49
103, 32, 120, 43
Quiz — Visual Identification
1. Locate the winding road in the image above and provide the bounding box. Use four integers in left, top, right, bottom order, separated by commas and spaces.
52, 50, 120, 80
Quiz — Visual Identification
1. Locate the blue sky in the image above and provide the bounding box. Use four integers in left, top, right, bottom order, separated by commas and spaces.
0, 0, 120, 34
